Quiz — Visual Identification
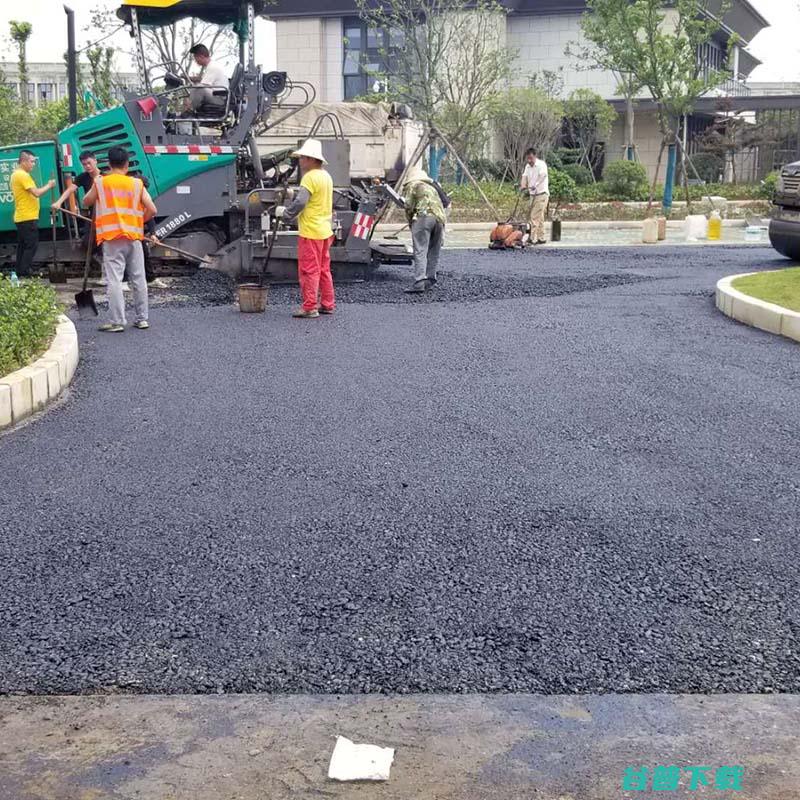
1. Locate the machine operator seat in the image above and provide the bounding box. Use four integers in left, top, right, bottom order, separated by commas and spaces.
194, 63, 245, 120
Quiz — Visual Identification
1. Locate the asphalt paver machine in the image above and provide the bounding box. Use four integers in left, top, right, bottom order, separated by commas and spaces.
0, 0, 412, 281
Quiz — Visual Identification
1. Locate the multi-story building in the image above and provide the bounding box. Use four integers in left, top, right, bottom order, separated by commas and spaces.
0, 62, 139, 108
264, 0, 770, 180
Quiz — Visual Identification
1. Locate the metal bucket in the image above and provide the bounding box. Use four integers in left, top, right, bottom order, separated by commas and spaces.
238, 283, 268, 313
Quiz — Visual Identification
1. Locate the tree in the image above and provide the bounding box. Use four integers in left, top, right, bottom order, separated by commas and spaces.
355, 0, 514, 177
493, 87, 563, 178
693, 98, 777, 184
575, 0, 733, 210
562, 89, 616, 180
0, 72, 35, 145
88, 6, 237, 82
86, 47, 116, 108
9, 21, 33, 106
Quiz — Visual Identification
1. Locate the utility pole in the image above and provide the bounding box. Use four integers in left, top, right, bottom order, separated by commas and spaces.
64, 6, 78, 124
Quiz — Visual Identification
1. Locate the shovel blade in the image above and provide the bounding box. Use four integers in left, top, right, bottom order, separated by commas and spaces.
75, 289, 98, 319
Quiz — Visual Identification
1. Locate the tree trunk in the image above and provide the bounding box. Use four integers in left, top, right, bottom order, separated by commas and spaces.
18, 44, 29, 106
663, 139, 677, 213
682, 142, 691, 212
648, 139, 666, 211
626, 96, 635, 161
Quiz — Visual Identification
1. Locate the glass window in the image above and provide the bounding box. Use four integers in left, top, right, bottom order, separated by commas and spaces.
38, 83, 57, 104
344, 26, 361, 49
343, 49, 360, 76
344, 75, 365, 100
342, 17, 400, 100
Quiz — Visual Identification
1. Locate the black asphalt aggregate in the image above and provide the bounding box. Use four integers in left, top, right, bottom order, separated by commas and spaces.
1, 244, 799, 695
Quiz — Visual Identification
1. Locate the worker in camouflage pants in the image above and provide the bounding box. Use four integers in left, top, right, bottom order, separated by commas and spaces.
402, 166, 447, 294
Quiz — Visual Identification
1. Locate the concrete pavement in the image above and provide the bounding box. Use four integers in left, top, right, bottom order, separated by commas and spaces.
1, 693, 798, 799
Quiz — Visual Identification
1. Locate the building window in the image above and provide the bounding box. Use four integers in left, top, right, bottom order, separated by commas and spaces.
26, 82, 35, 103
58, 83, 67, 100
38, 83, 57, 104
342, 17, 401, 100
697, 40, 725, 83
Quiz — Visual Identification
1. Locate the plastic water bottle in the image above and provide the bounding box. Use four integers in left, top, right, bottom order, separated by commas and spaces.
9, 270, 19, 287
707, 210, 722, 241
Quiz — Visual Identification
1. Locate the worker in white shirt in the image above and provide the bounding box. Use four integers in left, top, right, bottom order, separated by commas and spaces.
520, 148, 549, 246
187, 44, 228, 112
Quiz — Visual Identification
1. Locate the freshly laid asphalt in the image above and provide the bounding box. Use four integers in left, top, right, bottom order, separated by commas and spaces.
1, 245, 799, 696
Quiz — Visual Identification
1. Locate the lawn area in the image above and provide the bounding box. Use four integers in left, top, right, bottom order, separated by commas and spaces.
732, 267, 800, 312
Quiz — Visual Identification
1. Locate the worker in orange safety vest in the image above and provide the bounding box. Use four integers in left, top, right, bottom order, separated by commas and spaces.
83, 146, 157, 332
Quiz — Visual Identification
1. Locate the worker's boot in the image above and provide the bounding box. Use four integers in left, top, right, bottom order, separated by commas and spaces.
404, 280, 428, 294
292, 308, 319, 318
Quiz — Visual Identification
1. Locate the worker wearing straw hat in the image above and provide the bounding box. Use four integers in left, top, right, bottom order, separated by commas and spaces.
276, 138, 335, 318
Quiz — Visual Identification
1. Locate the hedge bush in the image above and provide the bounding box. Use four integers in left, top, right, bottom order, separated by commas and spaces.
602, 160, 649, 201
562, 163, 594, 186
549, 168, 580, 213
761, 171, 779, 201
0, 277, 61, 377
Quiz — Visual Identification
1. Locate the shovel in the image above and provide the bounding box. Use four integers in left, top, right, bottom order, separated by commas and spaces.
55, 206, 99, 317
75, 220, 99, 318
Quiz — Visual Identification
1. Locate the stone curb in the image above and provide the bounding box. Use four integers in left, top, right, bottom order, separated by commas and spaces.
378, 220, 749, 232
716, 273, 800, 344
0, 315, 79, 431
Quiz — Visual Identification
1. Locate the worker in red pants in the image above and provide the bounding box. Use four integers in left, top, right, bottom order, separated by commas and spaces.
276, 138, 335, 318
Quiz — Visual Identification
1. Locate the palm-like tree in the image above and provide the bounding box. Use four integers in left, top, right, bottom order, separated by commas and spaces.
9, 21, 33, 105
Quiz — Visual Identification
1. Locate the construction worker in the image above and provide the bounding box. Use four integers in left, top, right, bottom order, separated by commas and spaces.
10, 150, 56, 277
276, 138, 335, 319
52, 150, 103, 271
82, 146, 157, 333
53, 150, 101, 213
521, 148, 549, 245
187, 44, 228, 113
402, 166, 446, 294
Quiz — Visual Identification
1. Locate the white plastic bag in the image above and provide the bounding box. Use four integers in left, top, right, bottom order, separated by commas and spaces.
327, 735, 395, 781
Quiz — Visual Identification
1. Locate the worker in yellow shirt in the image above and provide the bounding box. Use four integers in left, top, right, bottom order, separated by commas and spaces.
10, 150, 56, 277
276, 138, 335, 319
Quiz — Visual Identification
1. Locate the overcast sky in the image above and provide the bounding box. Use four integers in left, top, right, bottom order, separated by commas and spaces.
0, 0, 797, 83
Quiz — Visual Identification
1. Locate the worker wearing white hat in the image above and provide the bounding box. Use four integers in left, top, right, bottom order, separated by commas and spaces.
402, 165, 447, 294
276, 138, 335, 318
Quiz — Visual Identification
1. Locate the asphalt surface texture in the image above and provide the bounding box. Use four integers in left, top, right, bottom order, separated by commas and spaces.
1, 244, 799, 696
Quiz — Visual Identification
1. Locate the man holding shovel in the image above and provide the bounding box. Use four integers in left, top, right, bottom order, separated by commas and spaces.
52, 150, 103, 273
82, 147, 157, 332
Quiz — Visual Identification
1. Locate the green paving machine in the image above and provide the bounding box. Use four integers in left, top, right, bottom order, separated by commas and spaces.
0, 0, 411, 281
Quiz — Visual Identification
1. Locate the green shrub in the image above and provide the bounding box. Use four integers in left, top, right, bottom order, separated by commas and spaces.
562, 163, 594, 186
688, 152, 724, 184
602, 160, 649, 201
761, 171, 779, 201
578, 182, 610, 202
549, 168, 579, 216
550, 147, 581, 170
0, 277, 61, 377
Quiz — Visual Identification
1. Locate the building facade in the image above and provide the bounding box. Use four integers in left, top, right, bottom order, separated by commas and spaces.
0, 62, 139, 108
265, 0, 769, 181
